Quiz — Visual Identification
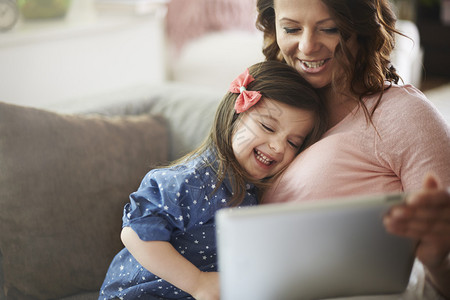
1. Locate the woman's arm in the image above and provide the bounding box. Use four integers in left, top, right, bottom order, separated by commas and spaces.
377, 88, 450, 297
121, 227, 220, 300
384, 174, 450, 299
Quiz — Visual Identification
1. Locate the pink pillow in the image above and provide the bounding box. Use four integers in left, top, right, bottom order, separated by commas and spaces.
166, 0, 257, 52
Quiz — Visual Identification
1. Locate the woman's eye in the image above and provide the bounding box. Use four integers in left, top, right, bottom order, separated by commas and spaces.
322, 27, 339, 34
261, 123, 274, 132
283, 27, 300, 34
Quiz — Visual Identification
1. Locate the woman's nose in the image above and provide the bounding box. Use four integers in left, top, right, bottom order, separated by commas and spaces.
298, 30, 319, 55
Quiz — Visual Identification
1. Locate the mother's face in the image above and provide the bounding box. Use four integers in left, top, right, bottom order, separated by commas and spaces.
273, 0, 355, 89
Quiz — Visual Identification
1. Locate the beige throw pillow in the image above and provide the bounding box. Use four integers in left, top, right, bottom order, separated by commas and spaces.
0, 102, 168, 299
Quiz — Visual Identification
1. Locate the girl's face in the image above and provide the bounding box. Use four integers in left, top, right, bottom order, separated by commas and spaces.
232, 98, 315, 180
274, 0, 357, 88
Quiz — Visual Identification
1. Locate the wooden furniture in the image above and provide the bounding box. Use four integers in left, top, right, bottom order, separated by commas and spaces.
416, 3, 450, 78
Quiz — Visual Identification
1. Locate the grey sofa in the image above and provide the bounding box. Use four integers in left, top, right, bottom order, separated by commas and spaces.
0, 82, 222, 299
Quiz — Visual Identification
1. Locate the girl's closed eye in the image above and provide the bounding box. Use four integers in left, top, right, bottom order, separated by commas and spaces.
261, 123, 274, 132
288, 140, 301, 149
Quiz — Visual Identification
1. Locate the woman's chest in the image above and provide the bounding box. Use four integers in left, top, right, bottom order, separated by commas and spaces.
276, 129, 402, 201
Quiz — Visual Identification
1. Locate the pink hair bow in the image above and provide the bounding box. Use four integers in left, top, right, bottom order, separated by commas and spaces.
228, 68, 262, 114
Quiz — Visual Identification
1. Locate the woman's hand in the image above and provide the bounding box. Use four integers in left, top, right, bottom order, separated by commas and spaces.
384, 173, 450, 298
190, 271, 220, 300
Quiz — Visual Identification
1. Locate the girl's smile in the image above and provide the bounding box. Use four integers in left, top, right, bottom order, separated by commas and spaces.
254, 149, 274, 166
232, 98, 315, 180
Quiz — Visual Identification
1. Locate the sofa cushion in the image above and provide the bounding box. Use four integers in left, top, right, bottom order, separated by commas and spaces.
144, 82, 222, 161
0, 102, 168, 299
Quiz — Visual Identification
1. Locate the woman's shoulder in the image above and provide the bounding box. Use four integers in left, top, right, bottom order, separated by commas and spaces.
380, 83, 427, 105
372, 84, 440, 121
368, 83, 448, 138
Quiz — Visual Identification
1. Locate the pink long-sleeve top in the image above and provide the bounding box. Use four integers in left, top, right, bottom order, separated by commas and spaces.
264, 84, 450, 203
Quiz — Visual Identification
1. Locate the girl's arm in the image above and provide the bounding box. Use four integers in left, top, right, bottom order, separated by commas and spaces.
121, 227, 220, 300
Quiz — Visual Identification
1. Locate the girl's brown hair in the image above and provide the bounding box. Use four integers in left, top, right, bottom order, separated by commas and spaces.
174, 60, 327, 206
256, 0, 403, 121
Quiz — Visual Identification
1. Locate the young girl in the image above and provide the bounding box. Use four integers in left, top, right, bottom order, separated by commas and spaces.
99, 61, 326, 300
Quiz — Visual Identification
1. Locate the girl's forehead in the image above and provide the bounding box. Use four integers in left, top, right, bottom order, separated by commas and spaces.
249, 98, 284, 119
249, 98, 313, 122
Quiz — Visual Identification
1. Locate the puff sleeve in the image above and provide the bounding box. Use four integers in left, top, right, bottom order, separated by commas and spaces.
122, 168, 205, 242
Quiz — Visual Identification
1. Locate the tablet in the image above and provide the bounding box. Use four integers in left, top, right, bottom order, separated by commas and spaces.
216, 193, 416, 300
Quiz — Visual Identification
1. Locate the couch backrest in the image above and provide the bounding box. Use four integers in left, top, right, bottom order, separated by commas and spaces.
0, 82, 222, 299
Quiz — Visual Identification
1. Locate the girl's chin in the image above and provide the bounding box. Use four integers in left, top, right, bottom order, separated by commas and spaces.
247, 169, 270, 181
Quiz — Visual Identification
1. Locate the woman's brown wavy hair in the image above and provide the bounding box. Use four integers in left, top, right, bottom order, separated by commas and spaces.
256, 0, 404, 121
174, 60, 327, 206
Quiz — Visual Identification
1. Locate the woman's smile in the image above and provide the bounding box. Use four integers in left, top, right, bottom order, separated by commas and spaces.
299, 58, 331, 74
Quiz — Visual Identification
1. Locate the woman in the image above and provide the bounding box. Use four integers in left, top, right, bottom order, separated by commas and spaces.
256, 0, 450, 298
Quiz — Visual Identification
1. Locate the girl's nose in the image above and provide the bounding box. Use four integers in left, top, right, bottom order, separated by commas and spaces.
269, 139, 285, 154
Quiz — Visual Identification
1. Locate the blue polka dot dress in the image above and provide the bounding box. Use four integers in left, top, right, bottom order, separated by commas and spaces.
99, 150, 258, 299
